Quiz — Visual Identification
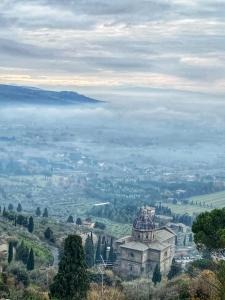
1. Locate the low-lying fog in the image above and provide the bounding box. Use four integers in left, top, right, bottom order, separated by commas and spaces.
0, 89, 225, 170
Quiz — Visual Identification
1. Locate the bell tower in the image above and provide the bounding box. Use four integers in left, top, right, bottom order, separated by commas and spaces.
132, 206, 156, 243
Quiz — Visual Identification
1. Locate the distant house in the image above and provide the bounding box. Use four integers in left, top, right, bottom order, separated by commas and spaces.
82, 220, 95, 229
115, 206, 176, 278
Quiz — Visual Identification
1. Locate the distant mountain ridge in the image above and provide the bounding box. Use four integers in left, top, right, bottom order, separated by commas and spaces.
0, 84, 102, 105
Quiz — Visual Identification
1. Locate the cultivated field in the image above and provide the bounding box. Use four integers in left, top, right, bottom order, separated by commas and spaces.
167, 190, 225, 215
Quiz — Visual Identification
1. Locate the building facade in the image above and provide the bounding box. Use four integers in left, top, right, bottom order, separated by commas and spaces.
115, 206, 176, 278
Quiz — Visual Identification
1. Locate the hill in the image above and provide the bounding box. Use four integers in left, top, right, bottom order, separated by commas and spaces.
0, 84, 102, 106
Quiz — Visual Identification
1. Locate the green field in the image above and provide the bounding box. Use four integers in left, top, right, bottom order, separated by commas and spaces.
189, 190, 225, 208
94, 217, 132, 238
167, 190, 225, 215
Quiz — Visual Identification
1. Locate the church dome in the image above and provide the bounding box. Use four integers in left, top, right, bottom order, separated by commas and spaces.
133, 206, 155, 231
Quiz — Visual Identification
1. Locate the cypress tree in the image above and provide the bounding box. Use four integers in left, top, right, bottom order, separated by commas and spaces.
95, 236, 101, 264
8, 203, 14, 211
27, 248, 35, 271
8, 241, 13, 264
17, 203, 22, 212
152, 264, 161, 286
84, 235, 94, 268
28, 216, 34, 233
167, 259, 182, 280
44, 227, 55, 243
102, 241, 107, 262
76, 217, 82, 226
67, 215, 74, 223
2, 207, 6, 217
35, 207, 41, 217
50, 235, 89, 300
108, 237, 115, 264
43, 208, 48, 218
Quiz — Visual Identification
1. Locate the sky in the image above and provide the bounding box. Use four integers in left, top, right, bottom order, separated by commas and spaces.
0, 0, 225, 101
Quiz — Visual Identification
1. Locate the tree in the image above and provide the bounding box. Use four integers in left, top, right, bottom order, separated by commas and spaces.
95, 236, 101, 264
28, 216, 34, 233
17, 203, 22, 213
108, 239, 116, 264
2, 206, 6, 217
76, 217, 82, 226
27, 248, 34, 271
16, 241, 29, 265
102, 241, 107, 262
44, 227, 55, 243
84, 235, 94, 268
8, 241, 13, 264
192, 208, 225, 254
50, 235, 89, 300
8, 203, 14, 211
167, 258, 182, 280
152, 264, 161, 286
35, 207, 41, 217
183, 235, 186, 246
67, 215, 74, 223
42, 207, 48, 218
94, 221, 106, 230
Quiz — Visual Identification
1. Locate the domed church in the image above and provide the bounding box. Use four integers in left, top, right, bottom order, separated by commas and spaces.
115, 206, 176, 278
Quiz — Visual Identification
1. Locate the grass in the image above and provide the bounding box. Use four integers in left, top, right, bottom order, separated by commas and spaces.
93, 217, 132, 238
166, 203, 210, 215
189, 190, 225, 208
0, 217, 53, 267
167, 190, 225, 216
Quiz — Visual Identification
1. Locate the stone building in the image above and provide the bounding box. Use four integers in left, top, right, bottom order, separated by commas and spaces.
115, 206, 176, 278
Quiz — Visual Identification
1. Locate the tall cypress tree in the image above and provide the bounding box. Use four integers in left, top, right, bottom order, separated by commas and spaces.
28, 216, 34, 233
108, 238, 116, 264
167, 258, 182, 280
17, 203, 22, 212
2, 207, 6, 217
152, 264, 161, 286
67, 215, 74, 223
95, 236, 101, 264
8, 241, 13, 264
102, 241, 107, 262
43, 208, 48, 218
35, 207, 41, 217
50, 235, 89, 300
27, 248, 34, 271
84, 235, 94, 268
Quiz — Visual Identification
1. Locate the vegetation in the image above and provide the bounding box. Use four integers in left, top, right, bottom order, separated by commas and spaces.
50, 235, 89, 300
27, 248, 35, 271
152, 264, 161, 286
8, 241, 14, 264
84, 234, 95, 268
192, 208, 225, 253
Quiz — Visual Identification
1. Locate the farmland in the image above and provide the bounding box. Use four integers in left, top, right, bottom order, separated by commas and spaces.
167, 190, 225, 215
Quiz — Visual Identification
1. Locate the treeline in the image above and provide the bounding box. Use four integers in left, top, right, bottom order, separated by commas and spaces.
90, 203, 138, 223
90, 202, 194, 226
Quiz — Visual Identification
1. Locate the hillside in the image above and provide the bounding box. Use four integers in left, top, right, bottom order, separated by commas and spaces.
0, 84, 102, 106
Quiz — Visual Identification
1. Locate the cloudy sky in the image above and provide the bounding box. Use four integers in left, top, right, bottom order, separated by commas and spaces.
0, 0, 225, 100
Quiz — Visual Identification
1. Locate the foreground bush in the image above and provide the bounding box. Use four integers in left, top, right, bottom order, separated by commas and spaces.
87, 284, 126, 300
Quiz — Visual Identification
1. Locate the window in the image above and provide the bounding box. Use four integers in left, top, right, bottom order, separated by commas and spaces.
129, 264, 133, 271
130, 252, 134, 258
